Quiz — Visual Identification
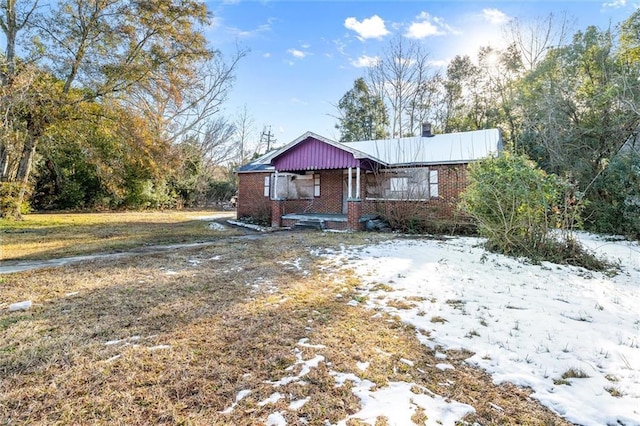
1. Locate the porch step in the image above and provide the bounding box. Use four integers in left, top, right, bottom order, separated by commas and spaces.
294, 218, 326, 230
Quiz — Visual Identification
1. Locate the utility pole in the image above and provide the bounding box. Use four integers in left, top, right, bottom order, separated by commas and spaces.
260, 125, 276, 151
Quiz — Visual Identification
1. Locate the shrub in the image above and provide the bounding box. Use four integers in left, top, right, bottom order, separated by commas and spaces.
585, 152, 640, 239
0, 182, 31, 218
206, 180, 236, 203
460, 153, 611, 271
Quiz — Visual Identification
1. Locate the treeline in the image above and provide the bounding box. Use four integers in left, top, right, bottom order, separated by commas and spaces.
0, 0, 260, 218
336, 12, 640, 238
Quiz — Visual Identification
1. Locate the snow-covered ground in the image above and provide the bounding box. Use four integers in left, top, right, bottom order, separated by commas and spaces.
321, 232, 640, 426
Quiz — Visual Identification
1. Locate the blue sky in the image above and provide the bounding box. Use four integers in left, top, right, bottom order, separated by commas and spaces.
206, 0, 639, 146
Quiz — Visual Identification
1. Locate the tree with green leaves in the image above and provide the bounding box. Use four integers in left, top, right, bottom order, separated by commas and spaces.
335, 77, 389, 142
516, 25, 638, 184
0, 0, 220, 218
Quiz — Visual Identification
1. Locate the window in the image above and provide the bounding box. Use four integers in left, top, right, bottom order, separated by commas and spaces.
429, 170, 438, 197
314, 174, 320, 197
264, 176, 270, 197
389, 177, 409, 194
271, 172, 319, 200
365, 167, 439, 200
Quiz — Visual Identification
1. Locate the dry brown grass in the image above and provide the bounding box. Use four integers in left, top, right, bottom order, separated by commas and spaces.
0, 210, 242, 261
1, 229, 571, 425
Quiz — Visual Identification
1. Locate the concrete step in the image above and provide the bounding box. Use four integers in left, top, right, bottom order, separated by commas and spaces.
294, 219, 325, 230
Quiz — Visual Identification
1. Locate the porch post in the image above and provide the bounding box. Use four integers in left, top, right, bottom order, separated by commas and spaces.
273, 170, 279, 199
347, 199, 362, 231
347, 167, 353, 199
355, 166, 361, 200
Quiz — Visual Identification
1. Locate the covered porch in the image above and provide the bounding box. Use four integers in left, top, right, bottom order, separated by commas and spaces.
265, 133, 382, 230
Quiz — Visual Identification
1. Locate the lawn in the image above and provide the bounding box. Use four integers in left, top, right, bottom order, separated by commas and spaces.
0, 217, 572, 425
0, 210, 243, 261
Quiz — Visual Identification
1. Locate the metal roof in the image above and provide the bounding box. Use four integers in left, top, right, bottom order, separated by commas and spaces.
344, 128, 502, 166
236, 151, 276, 173
237, 128, 502, 173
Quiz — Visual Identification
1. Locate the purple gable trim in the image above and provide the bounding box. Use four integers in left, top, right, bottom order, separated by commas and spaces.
273, 137, 360, 171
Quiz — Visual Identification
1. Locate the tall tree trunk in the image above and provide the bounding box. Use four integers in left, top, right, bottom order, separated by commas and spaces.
12, 139, 37, 219
0, 143, 9, 181
11, 113, 42, 219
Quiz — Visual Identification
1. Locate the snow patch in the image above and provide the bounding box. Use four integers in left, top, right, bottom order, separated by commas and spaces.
208, 222, 227, 231
322, 233, 640, 426
9, 300, 32, 312
258, 392, 283, 406
266, 412, 287, 426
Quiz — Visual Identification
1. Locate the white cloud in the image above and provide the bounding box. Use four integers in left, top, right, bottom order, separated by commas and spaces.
405, 12, 454, 39
427, 59, 448, 68
334, 39, 348, 56
350, 55, 380, 68
481, 8, 510, 25
287, 48, 307, 59
602, 0, 626, 7
209, 16, 223, 29
344, 15, 390, 40
263, 52, 271, 58
233, 23, 272, 38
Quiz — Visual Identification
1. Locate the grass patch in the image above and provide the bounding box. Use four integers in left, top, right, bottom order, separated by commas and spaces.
555, 367, 591, 384
386, 299, 415, 310
0, 210, 242, 261
465, 329, 481, 338
605, 386, 624, 397
370, 283, 394, 292
561, 368, 590, 379
0, 231, 571, 425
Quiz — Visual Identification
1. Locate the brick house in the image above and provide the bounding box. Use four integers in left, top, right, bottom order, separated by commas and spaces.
236, 125, 502, 231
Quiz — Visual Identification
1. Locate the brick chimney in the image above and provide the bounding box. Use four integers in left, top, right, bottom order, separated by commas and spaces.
421, 122, 434, 137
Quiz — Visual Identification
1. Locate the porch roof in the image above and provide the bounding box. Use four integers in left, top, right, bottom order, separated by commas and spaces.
255, 132, 384, 172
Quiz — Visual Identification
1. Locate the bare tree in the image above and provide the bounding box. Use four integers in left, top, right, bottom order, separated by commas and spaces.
0, 0, 39, 85
124, 47, 247, 145
234, 104, 256, 164
198, 116, 237, 169
505, 12, 574, 71
368, 36, 435, 137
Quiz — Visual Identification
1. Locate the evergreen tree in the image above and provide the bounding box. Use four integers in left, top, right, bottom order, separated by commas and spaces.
335, 78, 389, 142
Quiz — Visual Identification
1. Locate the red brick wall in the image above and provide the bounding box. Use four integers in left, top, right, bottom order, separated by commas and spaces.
361, 163, 469, 221
237, 172, 271, 220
